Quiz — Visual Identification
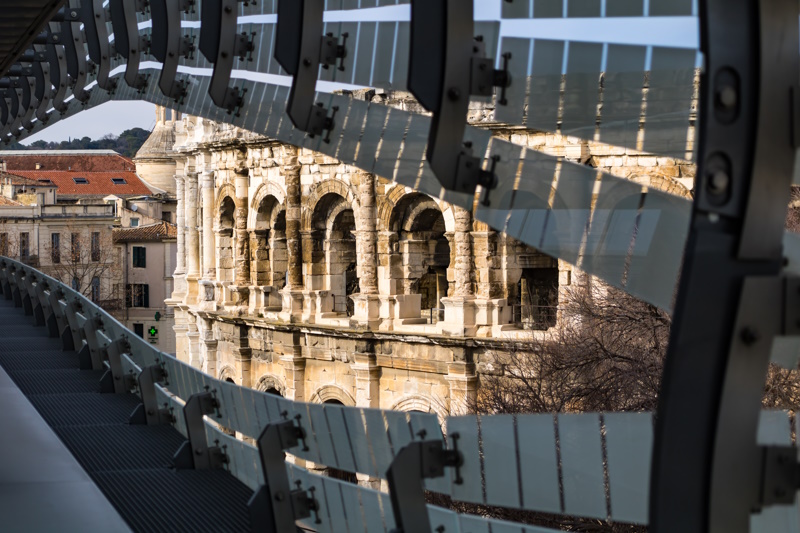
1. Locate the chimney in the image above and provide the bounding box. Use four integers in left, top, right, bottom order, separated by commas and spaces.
35, 163, 41, 170
0, 160, 6, 173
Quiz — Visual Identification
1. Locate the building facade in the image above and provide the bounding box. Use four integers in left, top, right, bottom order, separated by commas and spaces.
164, 93, 695, 418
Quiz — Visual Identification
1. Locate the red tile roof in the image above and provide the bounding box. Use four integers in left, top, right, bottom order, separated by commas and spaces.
0, 151, 136, 172
113, 221, 177, 243
11, 170, 153, 197
0, 171, 56, 187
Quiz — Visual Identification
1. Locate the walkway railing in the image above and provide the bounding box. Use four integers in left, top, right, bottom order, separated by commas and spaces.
0, 256, 794, 532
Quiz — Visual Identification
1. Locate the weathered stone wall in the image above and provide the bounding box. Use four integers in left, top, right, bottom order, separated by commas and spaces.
165, 92, 695, 422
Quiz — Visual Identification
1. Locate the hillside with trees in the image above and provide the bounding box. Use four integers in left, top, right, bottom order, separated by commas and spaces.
5, 127, 150, 158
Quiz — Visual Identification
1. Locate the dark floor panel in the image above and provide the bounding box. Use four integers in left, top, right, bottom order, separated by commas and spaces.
55, 424, 186, 473
93, 469, 254, 533
0, 336, 63, 352
0, 349, 79, 371
10, 368, 103, 395
30, 392, 141, 426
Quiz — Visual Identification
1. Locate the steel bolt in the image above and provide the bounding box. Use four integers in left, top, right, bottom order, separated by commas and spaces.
275, 491, 285, 502
740, 327, 759, 346
718, 85, 737, 109
707, 170, 730, 195
447, 88, 460, 101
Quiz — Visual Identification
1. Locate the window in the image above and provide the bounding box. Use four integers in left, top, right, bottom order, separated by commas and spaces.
71, 277, 80, 291
91, 232, 100, 262
133, 323, 144, 338
71, 233, 80, 262
132, 246, 146, 268
130, 218, 139, 227
125, 284, 149, 308
91, 277, 100, 302
19, 233, 29, 260
162, 211, 172, 223
72, 177, 88, 184
0, 233, 8, 256
111, 178, 127, 185
51, 233, 60, 264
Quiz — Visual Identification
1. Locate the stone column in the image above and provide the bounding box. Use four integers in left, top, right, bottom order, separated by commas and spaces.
440, 206, 476, 336
233, 170, 250, 308
277, 331, 306, 401
351, 351, 380, 408
170, 174, 187, 301
201, 171, 216, 280
351, 173, 380, 328
280, 147, 304, 321
184, 171, 201, 303
201, 319, 218, 377
446, 361, 478, 415
471, 227, 512, 333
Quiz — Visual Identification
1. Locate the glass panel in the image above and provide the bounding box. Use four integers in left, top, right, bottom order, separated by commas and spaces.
309, 402, 339, 469
292, 402, 323, 463
458, 514, 491, 533
446, 416, 483, 503
337, 98, 370, 164
599, 44, 647, 149
507, 148, 558, 243
325, 404, 358, 473
408, 411, 451, 494
343, 408, 375, 476
481, 415, 521, 508
526, 40, 565, 133
770, 337, 800, 370
534, 0, 564, 18
335, 22, 360, 84
355, 103, 390, 174
561, 41, 603, 139
538, 161, 596, 264
360, 486, 386, 532
372, 22, 397, 88
624, 189, 691, 312
502, 0, 532, 19
568, 0, 601, 16
642, 47, 698, 159
323, 478, 349, 532
757, 410, 792, 446
581, 177, 642, 288
558, 413, 607, 519
494, 38, 532, 126
362, 408, 393, 476
392, 22, 411, 89
517, 414, 561, 514
372, 108, 410, 181
395, 114, 430, 189
604, 412, 653, 524
340, 481, 367, 533
750, 503, 800, 533
649, 0, 694, 16
606, 0, 645, 16
319, 94, 355, 159
353, 22, 378, 87
384, 410, 413, 455
218, 380, 243, 435
427, 506, 460, 533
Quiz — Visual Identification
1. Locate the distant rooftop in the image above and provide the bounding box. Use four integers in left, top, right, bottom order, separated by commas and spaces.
12, 170, 153, 198
0, 150, 120, 155
113, 221, 177, 243
0, 151, 136, 173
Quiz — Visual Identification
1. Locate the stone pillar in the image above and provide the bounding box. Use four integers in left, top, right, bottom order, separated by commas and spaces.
201, 319, 218, 377
277, 331, 306, 401
171, 174, 186, 299
184, 172, 201, 304
201, 171, 216, 281
280, 147, 304, 321
232, 325, 252, 388
233, 171, 250, 308
351, 173, 380, 328
446, 361, 478, 415
471, 227, 513, 335
440, 206, 476, 336
351, 352, 380, 408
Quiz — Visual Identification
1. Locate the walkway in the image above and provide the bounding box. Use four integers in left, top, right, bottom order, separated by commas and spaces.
0, 298, 254, 532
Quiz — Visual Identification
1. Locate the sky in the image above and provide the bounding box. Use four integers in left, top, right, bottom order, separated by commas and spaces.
20, 0, 699, 145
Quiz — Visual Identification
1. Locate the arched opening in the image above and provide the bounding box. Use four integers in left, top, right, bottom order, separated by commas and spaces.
217, 197, 236, 285
252, 195, 286, 310
514, 264, 558, 330
393, 196, 449, 322
310, 193, 357, 317
264, 387, 282, 396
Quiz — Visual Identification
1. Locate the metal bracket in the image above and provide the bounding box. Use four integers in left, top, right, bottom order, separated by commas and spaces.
275, 0, 343, 139
199, 0, 254, 114
110, 0, 151, 91
758, 445, 800, 508
60, 1, 91, 103
173, 391, 227, 470
387, 436, 463, 533
82, 0, 118, 93
44, 30, 69, 114
151, 0, 196, 103
248, 417, 319, 531
407, 0, 510, 197
130, 362, 173, 425
101, 337, 135, 394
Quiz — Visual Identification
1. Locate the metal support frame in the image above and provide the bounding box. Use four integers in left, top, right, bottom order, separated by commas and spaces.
150, 0, 195, 103
248, 417, 320, 531
173, 391, 228, 470
130, 362, 173, 425
82, 0, 118, 93
101, 338, 136, 394
61, 299, 83, 355
109, 0, 150, 91
407, 0, 509, 202
275, 0, 344, 139
199, 0, 254, 114
650, 0, 800, 531
386, 437, 463, 533
77, 312, 106, 371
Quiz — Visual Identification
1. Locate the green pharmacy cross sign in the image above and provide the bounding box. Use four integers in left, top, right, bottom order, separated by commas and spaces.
148, 326, 158, 337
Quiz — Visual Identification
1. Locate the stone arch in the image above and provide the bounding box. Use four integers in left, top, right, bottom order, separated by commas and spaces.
309, 384, 356, 406
302, 179, 358, 231
629, 174, 693, 198
377, 184, 414, 232
248, 182, 287, 230
218, 366, 237, 383
215, 183, 236, 213
217, 195, 236, 284
391, 394, 449, 421
255, 374, 285, 396
440, 203, 456, 233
